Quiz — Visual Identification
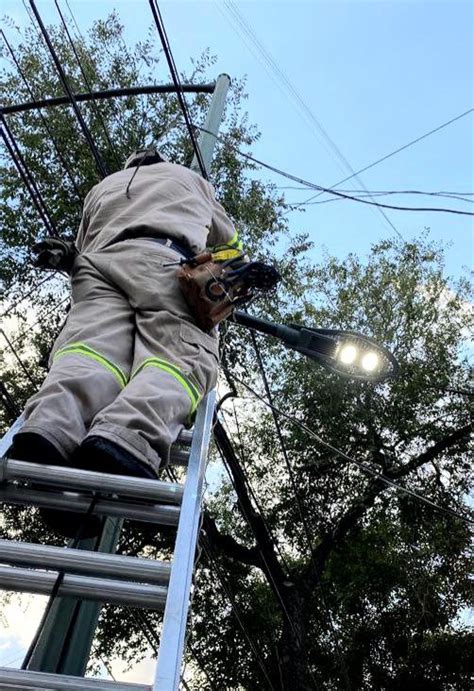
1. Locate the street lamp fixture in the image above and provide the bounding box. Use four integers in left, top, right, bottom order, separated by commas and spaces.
232, 311, 399, 382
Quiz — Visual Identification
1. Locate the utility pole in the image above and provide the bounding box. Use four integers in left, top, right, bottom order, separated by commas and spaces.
23, 74, 231, 678
190, 73, 230, 174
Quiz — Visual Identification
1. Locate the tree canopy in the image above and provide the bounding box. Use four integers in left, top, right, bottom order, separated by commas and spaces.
1, 11, 472, 690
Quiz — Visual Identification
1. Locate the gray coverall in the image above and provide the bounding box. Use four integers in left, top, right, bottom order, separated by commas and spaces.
20, 162, 241, 473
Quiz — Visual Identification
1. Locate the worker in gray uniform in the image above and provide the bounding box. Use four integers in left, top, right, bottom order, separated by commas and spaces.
8, 149, 244, 535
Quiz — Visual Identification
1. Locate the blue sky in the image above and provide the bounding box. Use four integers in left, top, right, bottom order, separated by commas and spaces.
2, 1, 473, 279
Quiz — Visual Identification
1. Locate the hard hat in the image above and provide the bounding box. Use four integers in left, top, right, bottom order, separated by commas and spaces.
123, 147, 168, 170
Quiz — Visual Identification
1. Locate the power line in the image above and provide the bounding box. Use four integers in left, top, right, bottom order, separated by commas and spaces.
53, 0, 121, 170
0, 275, 58, 321
0, 328, 40, 390
1, 114, 58, 236
213, 430, 322, 690
228, 371, 474, 526
11, 295, 69, 348
244, 334, 352, 689
200, 533, 277, 690
299, 107, 474, 207
163, 462, 276, 688
195, 124, 474, 216
296, 190, 474, 206
148, 0, 208, 179
220, 0, 401, 240
27, 0, 108, 178
1, 29, 83, 202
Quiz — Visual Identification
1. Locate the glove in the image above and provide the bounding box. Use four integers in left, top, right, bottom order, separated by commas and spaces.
32, 238, 77, 272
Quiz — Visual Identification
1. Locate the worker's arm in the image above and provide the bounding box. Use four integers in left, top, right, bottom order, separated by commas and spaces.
206, 191, 244, 254
33, 188, 93, 272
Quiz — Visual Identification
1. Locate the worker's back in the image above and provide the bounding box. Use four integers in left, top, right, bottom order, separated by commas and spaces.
76, 162, 222, 255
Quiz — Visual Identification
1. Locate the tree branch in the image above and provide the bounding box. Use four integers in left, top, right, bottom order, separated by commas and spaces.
213, 420, 288, 588
201, 511, 263, 569
300, 478, 384, 592
389, 422, 472, 479
300, 422, 472, 592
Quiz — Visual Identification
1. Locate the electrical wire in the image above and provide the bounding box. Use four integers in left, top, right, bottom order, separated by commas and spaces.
200, 533, 277, 690
244, 334, 352, 689
228, 371, 474, 526
226, 398, 291, 572
27, 0, 108, 178
54, 0, 121, 170
148, 0, 208, 179
0, 29, 83, 202
296, 190, 474, 206
194, 124, 474, 216
0, 328, 40, 390
11, 295, 69, 348
0, 275, 58, 321
298, 107, 474, 207
213, 434, 320, 691
1, 114, 58, 236
220, 0, 401, 240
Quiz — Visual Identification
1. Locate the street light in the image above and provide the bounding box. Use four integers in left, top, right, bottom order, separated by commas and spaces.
232, 311, 399, 382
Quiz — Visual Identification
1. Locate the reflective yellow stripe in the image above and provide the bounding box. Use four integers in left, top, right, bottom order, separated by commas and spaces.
228, 229, 243, 250
210, 230, 243, 253
211, 249, 242, 262
53, 342, 127, 389
132, 357, 201, 414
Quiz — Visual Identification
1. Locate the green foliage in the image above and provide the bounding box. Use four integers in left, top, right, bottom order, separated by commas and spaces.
1, 11, 472, 690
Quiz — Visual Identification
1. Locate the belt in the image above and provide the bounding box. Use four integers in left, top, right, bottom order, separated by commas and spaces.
142, 236, 193, 259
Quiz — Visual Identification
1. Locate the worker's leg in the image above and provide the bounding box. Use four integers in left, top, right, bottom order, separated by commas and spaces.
82, 242, 219, 474
13, 253, 134, 460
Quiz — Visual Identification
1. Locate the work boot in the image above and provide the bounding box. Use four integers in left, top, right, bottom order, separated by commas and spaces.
7, 431, 65, 466
6, 431, 103, 540
74, 436, 158, 479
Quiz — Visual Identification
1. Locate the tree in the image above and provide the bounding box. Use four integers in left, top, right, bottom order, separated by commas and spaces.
1, 11, 472, 690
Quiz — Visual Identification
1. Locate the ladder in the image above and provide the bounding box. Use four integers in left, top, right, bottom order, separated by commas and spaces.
0, 390, 216, 691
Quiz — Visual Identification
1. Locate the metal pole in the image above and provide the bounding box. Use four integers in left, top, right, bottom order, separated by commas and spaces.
190, 73, 231, 175
25, 518, 123, 676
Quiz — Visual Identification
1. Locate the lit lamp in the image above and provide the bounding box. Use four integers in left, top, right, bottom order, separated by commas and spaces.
232, 311, 399, 382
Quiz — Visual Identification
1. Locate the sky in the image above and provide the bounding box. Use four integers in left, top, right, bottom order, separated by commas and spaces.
0, 0, 473, 683
2, 0, 473, 280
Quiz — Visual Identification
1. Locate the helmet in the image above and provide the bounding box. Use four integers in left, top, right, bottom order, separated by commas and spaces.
123, 147, 168, 170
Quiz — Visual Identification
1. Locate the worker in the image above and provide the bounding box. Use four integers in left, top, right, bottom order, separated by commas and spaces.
7, 148, 245, 537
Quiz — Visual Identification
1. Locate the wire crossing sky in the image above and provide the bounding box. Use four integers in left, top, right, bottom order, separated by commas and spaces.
2, 0, 472, 276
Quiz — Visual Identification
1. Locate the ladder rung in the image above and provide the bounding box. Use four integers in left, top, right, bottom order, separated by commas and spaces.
0, 486, 180, 526
176, 429, 193, 446
0, 565, 168, 609
169, 447, 190, 466
0, 539, 170, 585
0, 667, 151, 690
1, 458, 183, 504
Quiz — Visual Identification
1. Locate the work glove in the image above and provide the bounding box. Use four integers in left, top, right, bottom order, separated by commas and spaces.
32, 238, 77, 273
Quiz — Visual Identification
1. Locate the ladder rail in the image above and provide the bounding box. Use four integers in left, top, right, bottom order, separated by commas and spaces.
154, 391, 216, 691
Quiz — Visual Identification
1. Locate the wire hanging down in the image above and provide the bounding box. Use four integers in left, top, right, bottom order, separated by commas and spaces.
229, 372, 473, 526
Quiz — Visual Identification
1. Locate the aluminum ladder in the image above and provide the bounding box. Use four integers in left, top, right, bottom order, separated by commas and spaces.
0, 390, 216, 690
